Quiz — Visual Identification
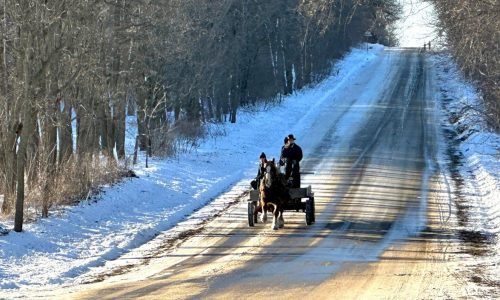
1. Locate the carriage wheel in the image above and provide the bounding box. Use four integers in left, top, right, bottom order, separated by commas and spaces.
311, 197, 316, 223
253, 205, 258, 224
305, 198, 313, 225
248, 202, 255, 227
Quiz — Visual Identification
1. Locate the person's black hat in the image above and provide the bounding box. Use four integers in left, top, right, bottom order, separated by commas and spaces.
287, 134, 296, 140
283, 136, 289, 144
259, 152, 266, 159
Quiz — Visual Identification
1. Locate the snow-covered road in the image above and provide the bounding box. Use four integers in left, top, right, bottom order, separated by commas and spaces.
1, 45, 499, 299
65, 48, 466, 299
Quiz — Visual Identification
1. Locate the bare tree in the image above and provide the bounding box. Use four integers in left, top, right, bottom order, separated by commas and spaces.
430, 0, 500, 129
0, 0, 401, 230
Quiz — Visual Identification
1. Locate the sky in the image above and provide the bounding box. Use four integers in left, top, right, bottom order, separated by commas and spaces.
395, 0, 438, 47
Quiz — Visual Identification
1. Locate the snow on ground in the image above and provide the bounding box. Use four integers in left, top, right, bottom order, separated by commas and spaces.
430, 53, 500, 290
0, 44, 385, 292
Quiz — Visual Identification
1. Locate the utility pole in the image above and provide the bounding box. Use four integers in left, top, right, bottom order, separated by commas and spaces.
364, 31, 372, 51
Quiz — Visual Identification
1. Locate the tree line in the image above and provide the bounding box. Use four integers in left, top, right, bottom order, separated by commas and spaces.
0, 0, 400, 231
430, 0, 500, 129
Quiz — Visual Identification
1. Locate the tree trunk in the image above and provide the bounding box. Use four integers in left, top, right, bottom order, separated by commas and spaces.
98, 98, 109, 153
229, 84, 238, 123
1, 128, 17, 214
135, 86, 148, 150
114, 97, 126, 159
110, 2, 125, 159
284, 46, 294, 95
15, 30, 36, 232
42, 97, 58, 218
58, 100, 73, 164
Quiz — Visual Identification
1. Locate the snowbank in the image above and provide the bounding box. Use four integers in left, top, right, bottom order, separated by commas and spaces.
430, 53, 500, 288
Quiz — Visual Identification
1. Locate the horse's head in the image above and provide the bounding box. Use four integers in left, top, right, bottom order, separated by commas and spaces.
261, 159, 277, 189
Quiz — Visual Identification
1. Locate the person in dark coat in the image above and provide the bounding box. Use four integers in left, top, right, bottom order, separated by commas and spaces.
281, 134, 303, 188
279, 136, 288, 168
251, 152, 267, 190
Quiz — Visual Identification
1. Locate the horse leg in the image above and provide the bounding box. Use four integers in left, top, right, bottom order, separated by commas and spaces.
260, 202, 267, 223
271, 203, 279, 230
254, 204, 261, 223
278, 208, 285, 228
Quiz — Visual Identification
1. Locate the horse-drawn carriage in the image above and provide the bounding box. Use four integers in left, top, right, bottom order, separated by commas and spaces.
247, 185, 315, 227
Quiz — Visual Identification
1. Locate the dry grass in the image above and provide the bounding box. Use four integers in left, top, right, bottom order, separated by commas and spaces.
21, 154, 125, 222
150, 120, 205, 158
